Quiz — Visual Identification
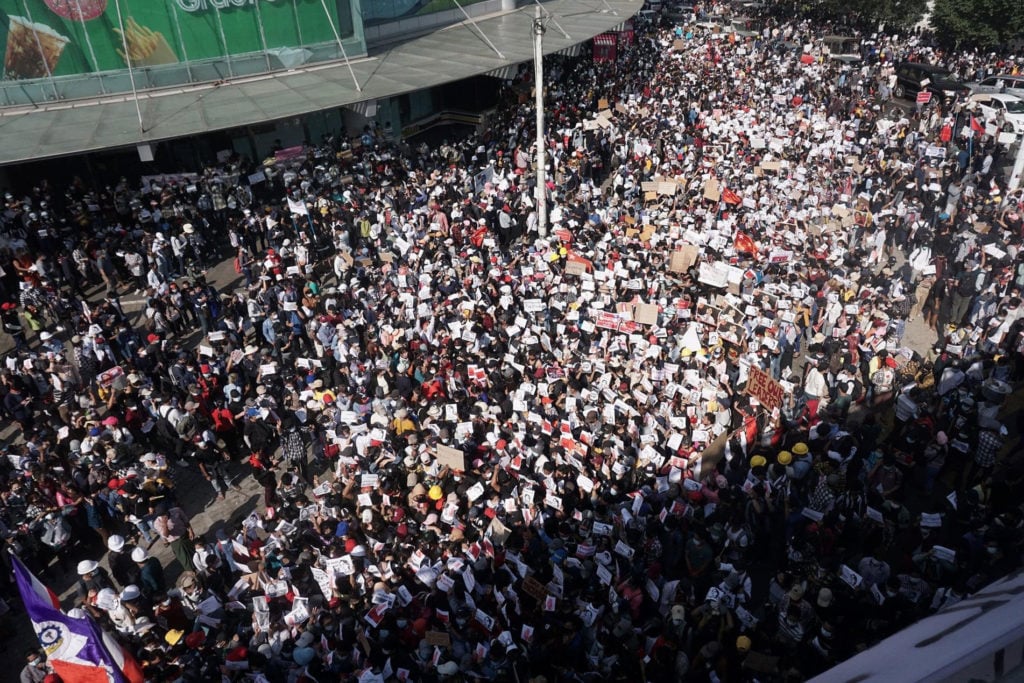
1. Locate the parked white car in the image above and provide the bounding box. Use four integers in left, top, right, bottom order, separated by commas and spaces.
968, 93, 1024, 135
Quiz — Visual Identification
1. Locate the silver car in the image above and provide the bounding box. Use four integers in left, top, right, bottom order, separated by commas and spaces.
968, 74, 1024, 99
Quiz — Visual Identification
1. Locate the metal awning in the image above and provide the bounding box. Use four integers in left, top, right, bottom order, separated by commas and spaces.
345, 100, 379, 118
0, 0, 642, 165
554, 44, 585, 57
485, 64, 522, 80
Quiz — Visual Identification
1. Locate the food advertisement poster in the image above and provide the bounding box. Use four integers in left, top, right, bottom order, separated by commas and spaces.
0, 0, 352, 80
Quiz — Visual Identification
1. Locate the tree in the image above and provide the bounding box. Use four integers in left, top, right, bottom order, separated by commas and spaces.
856, 0, 929, 31
931, 0, 1024, 49
793, 0, 927, 33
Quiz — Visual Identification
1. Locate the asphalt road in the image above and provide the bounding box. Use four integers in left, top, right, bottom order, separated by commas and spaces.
0, 240, 1004, 666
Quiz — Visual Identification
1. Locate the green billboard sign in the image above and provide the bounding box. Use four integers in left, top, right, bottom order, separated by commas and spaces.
0, 0, 353, 80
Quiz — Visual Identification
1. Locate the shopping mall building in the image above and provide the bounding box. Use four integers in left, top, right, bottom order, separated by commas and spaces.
0, 0, 642, 184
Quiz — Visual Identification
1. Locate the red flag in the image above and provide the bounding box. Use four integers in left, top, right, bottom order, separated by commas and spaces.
722, 187, 742, 205
50, 660, 111, 683
469, 226, 487, 248
734, 232, 758, 255
970, 116, 985, 135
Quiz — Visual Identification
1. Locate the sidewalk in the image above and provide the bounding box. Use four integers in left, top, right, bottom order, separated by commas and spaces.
0, 254, 290, 654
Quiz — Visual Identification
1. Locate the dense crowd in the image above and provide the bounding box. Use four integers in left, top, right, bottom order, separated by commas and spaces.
4, 3, 1024, 682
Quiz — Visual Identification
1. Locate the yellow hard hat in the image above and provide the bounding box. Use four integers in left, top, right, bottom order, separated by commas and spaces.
792, 442, 809, 456
777, 451, 792, 466
428, 485, 443, 501
750, 455, 767, 468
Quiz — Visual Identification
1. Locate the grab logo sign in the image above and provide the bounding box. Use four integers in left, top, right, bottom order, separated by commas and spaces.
176, 0, 281, 12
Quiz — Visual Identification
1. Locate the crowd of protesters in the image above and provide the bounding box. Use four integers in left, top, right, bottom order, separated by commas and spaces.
5, 2, 1024, 682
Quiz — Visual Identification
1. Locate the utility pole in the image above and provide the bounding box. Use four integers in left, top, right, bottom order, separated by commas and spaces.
533, 6, 548, 237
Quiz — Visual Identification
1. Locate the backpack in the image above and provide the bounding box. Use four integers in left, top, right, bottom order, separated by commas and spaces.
175, 413, 198, 440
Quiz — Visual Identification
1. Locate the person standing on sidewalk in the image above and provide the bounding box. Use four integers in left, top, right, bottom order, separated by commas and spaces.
152, 503, 196, 572
280, 418, 309, 484
1, 301, 25, 351
194, 439, 232, 501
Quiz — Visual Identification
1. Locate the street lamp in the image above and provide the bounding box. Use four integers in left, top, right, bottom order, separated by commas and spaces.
533, 6, 548, 238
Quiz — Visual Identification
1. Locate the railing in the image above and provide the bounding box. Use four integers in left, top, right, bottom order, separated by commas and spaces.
400, 109, 485, 138
0, 37, 370, 107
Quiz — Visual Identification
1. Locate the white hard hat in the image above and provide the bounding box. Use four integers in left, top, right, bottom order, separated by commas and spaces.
77, 559, 100, 575
96, 588, 117, 607
120, 585, 141, 602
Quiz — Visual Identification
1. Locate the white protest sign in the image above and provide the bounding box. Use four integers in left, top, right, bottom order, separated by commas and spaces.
311, 568, 334, 599
466, 482, 486, 502
839, 564, 863, 590
698, 262, 730, 288
325, 555, 355, 577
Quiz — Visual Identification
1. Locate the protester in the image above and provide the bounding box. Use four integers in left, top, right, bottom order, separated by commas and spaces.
0, 4, 1023, 682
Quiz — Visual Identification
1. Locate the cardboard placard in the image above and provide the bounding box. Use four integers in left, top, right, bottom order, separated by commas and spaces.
633, 303, 659, 326
435, 444, 466, 471
522, 576, 548, 601
627, 224, 656, 242
746, 365, 785, 410
597, 98, 609, 110
703, 177, 721, 202
425, 631, 451, 647
565, 260, 588, 276
669, 244, 699, 273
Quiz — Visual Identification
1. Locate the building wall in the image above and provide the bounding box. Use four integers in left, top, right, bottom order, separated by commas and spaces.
0, 0, 366, 106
